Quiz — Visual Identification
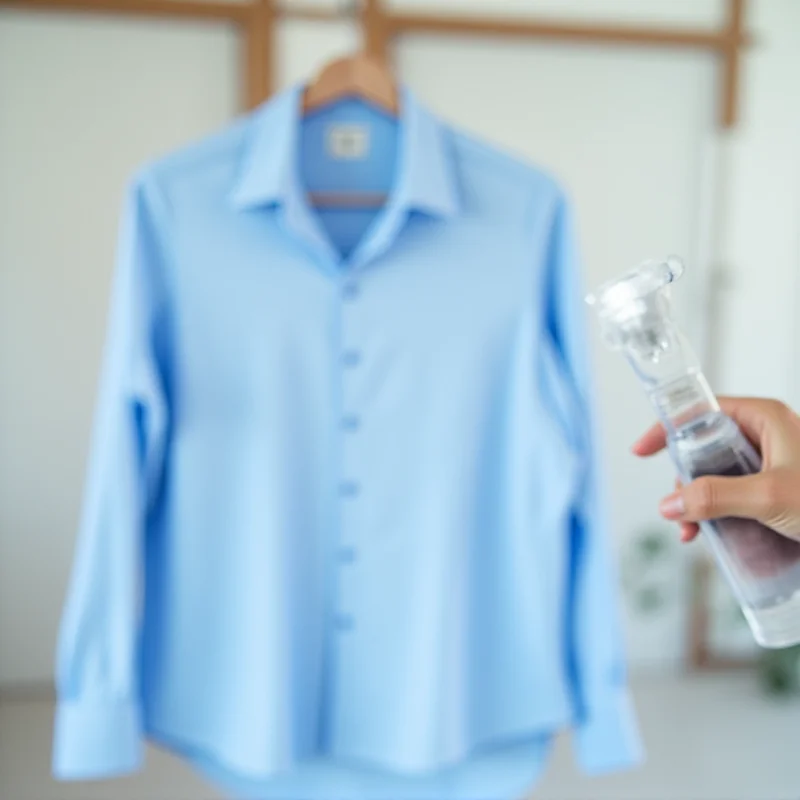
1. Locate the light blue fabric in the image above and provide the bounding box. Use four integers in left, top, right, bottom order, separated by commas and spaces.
53, 85, 643, 800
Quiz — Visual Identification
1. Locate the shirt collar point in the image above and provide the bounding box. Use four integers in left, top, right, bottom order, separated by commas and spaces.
228, 185, 281, 211
398, 91, 461, 221
229, 86, 302, 211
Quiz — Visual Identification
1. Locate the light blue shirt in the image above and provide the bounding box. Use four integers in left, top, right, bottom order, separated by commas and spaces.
53, 85, 643, 800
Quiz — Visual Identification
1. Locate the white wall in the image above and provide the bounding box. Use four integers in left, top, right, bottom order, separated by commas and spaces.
0, 11, 240, 685
716, 0, 800, 405
1, 0, 799, 683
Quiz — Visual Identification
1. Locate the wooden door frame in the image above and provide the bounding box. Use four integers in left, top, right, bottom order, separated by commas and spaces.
2, 0, 749, 127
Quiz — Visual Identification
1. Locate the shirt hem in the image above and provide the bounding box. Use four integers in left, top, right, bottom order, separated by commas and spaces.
144, 721, 556, 800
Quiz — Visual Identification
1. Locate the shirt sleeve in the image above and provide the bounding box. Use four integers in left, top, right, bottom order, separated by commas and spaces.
543, 193, 644, 775
52, 174, 171, 780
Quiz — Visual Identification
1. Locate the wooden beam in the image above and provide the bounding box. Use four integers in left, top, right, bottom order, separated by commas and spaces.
244, 0, 274, 109
274, 4, 338, 24
689, 558, 710, 670
0, 0, 249, 22
720, 0, 746, 128
362, 0, 389, 63
389, 11, 737, 51
688, 558, 754, 672
1, 0, 751, 130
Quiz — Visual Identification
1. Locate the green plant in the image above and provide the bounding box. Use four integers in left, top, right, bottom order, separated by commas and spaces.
622, 525, 678, 615
759, 644, 800, 696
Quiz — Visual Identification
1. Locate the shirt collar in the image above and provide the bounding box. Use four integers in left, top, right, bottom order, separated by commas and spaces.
229, 84, 460, 220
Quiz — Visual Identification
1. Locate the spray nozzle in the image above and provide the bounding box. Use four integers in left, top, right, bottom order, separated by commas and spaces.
585, 256, 684, 362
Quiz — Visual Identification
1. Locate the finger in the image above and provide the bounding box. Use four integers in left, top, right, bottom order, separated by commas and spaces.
673, 481, 696, 540
680, 522, 699, 542
632, 397, 794, 458
659, 472, 780, 524
632, 423, 667, 457
717, 396, 791, 447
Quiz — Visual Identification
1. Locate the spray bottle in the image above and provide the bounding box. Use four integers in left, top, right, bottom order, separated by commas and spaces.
587, 257, 800, 648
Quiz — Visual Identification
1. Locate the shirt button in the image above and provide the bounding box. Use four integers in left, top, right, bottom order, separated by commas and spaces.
339, 480, 360, 498
342, 282, 360, 301
338, 545, 357, 564
342, 350, 361, 368
334, 613, 355, 632
341, 414, 360, 432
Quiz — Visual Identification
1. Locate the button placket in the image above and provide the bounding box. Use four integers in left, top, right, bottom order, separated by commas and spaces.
341, 414, 360, 432
333, 612, 355, 632
339, 480, 360, 498
335, 273, 364, 633
341, 349, 362, 368
342, 280, 360, 302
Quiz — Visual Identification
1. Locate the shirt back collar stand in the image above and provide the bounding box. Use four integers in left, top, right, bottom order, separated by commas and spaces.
229, 84, 461, 269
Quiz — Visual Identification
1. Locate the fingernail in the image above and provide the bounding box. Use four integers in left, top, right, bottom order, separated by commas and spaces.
659, 492, 685, 519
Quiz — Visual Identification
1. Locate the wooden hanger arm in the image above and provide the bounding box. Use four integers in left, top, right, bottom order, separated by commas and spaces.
302, 53, 399, 116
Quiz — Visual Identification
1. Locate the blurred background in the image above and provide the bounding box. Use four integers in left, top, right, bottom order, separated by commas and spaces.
1, 0, 800, 798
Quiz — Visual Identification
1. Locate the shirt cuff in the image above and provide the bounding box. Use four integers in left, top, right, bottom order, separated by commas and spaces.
52, 698, 144, 780
573, 687, 645, 774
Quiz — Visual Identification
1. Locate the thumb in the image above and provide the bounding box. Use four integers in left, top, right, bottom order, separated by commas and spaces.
659, 473, 777, 525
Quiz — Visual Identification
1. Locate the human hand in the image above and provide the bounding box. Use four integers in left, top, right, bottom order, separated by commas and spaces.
632, 397, 800, 543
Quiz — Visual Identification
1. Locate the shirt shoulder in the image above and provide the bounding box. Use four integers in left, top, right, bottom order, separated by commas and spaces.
447, 125, 566, 215
130, 113, 255, 208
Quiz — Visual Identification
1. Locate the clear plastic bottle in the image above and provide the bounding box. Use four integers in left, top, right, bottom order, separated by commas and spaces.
587, 257, 800, 648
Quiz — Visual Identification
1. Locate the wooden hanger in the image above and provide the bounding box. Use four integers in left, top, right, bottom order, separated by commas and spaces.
302, 53, 399, 210
303, 52, 399, 117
